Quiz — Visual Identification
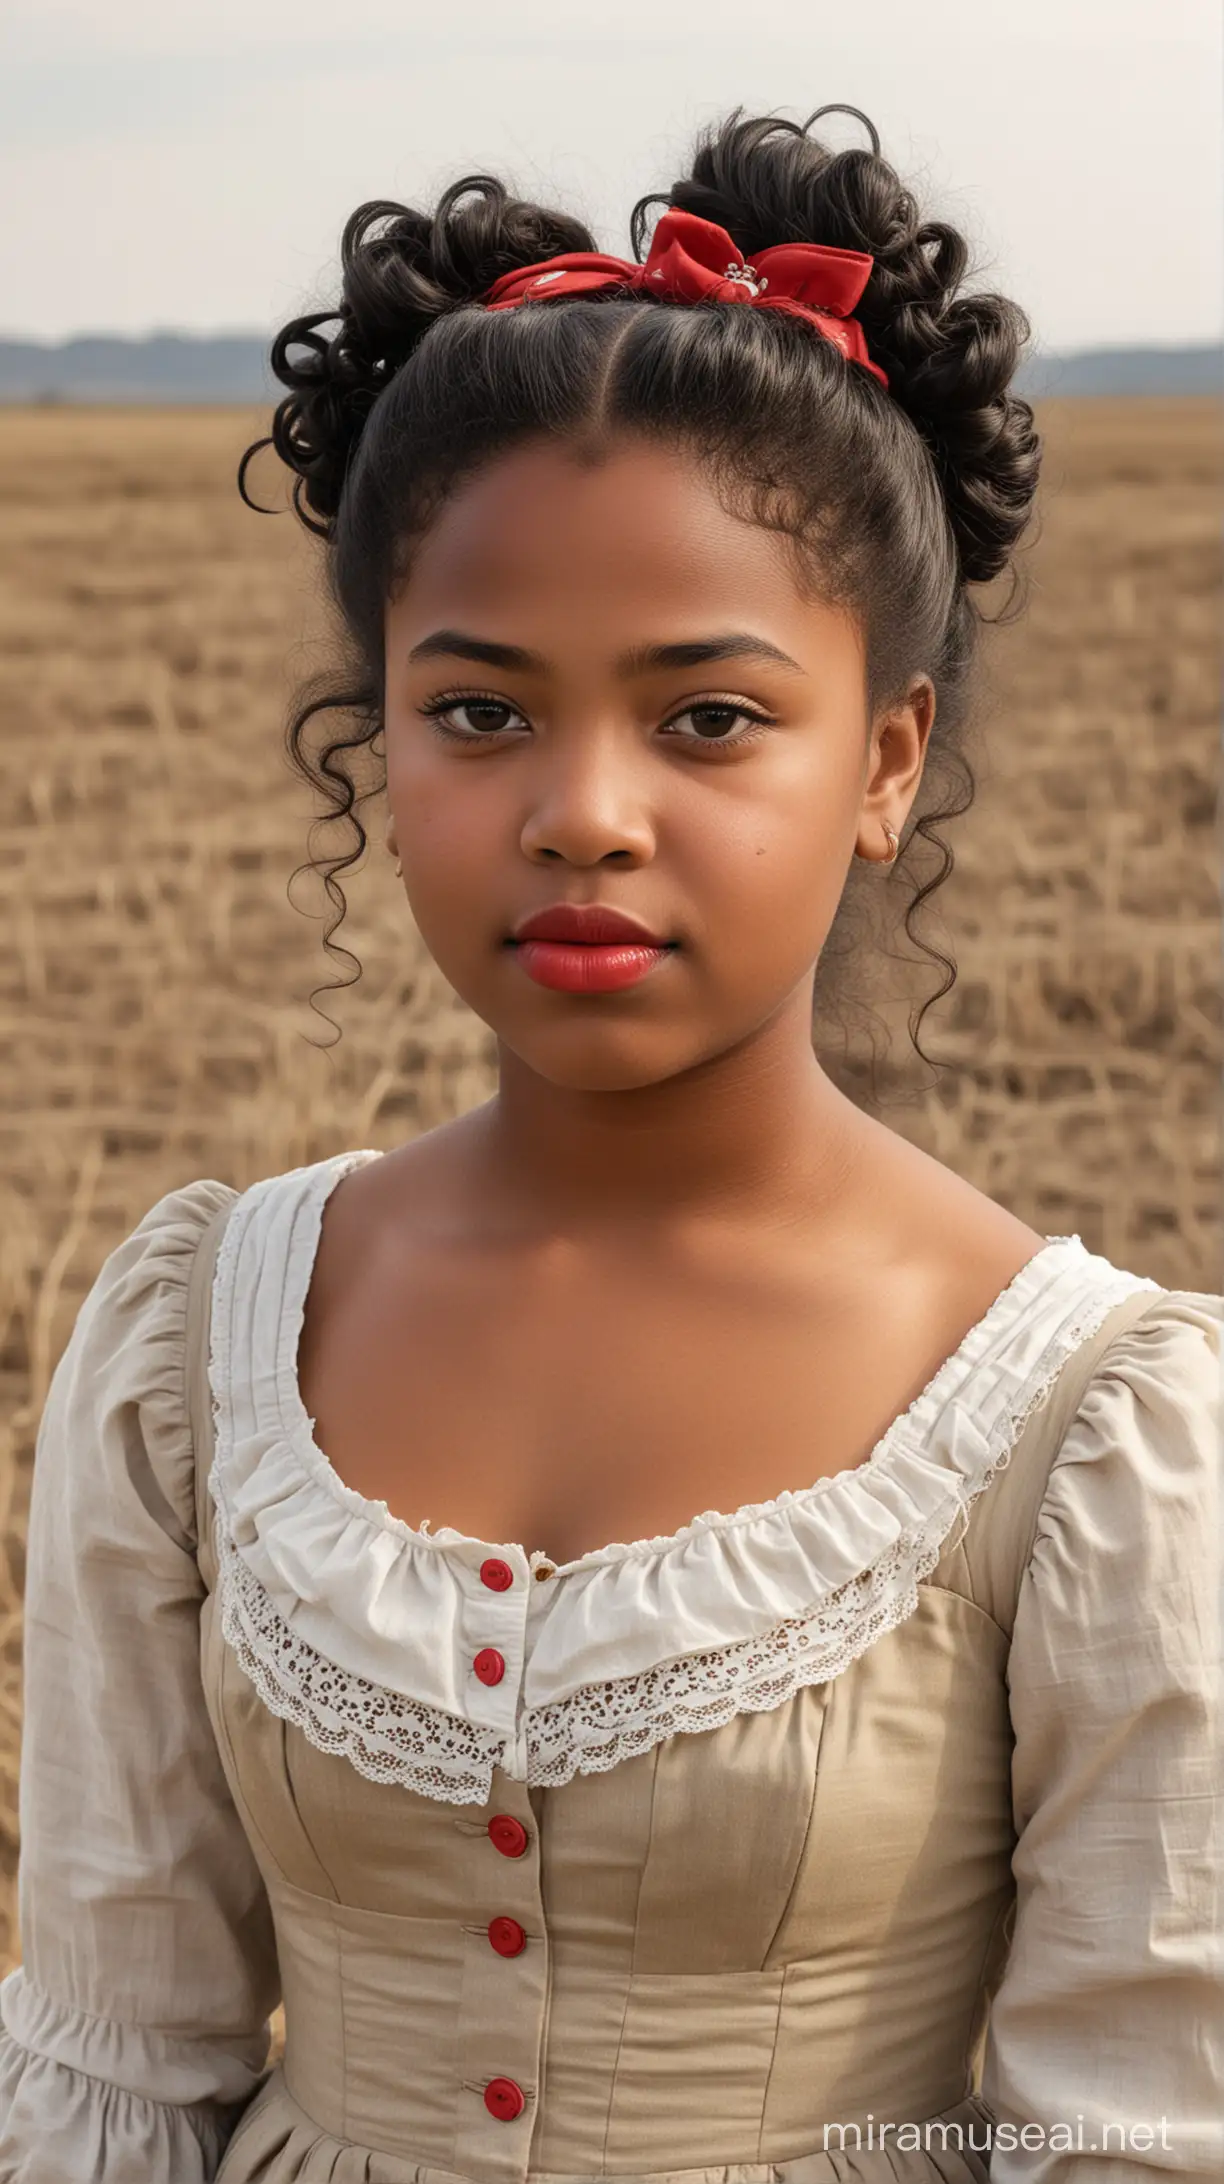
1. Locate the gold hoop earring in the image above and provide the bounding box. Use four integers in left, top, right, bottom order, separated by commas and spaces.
855, 821, 901, 865
384, 815, 403, 878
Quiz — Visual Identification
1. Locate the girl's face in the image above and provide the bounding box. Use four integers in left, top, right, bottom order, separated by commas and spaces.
383, 436, 933, 1094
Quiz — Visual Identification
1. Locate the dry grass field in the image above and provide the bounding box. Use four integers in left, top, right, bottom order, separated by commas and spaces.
0, 398, 1219, 2017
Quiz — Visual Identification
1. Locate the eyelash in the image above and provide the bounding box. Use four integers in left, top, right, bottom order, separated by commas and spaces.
417, 689, 776, 756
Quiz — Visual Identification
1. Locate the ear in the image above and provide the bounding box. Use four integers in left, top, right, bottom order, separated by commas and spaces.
854, 675, 935, 859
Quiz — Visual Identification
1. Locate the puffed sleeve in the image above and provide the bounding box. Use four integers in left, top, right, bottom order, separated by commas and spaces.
981, 1289, 1223, 2183
0, 1180, 281, 2182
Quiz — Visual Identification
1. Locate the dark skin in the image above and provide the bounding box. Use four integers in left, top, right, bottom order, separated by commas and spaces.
297, 435, 1045, 1572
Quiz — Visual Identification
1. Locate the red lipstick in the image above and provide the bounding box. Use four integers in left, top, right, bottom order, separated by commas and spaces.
507, 903, 676, 994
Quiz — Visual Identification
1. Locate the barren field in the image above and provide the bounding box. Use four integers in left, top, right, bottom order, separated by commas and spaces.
0, 399, 1219, 2004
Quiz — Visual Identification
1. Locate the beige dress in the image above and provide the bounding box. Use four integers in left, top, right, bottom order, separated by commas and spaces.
1, 1150, 1220, 2184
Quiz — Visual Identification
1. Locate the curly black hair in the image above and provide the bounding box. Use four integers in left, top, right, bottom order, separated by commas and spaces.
240, 104, 1042, 1084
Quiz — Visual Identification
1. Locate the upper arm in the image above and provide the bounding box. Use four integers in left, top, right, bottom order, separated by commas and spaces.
981, 1289, 1223, 2183
0, 1178, 280, 2182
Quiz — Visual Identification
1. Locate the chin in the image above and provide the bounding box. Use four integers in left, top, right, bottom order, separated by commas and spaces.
497, 1030, 706, 1095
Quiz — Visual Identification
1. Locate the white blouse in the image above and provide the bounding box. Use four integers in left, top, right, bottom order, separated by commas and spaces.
1, 1150, 1221, 2181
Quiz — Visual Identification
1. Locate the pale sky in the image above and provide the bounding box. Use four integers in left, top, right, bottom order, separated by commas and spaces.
3, 0, 1221, 352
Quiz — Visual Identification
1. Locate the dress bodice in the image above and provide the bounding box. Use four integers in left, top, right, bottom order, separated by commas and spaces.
202, 1509, 1020, 2183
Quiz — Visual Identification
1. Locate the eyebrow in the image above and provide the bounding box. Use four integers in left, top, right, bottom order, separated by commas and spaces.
407, 631, 540, 671
405, 629, 804, 676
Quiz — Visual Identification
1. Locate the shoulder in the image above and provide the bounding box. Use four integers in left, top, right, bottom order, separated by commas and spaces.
1012, 1284, 1220, 1684
1043, 1285, 1221, 1518
209, 1148, 387, 1327
34, 1157, 381, 1557
61, 1175, 240, 1373
31, 1176, 241, 1560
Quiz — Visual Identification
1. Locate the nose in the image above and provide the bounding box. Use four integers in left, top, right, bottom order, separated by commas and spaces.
518, 726, 656, 866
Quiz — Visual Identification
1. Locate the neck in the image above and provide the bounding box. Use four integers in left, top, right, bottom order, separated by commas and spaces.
467, 990, 871, 1239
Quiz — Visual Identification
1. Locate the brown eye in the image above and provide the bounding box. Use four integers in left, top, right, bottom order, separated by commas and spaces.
659, 702, 772, 751
686, 706, 746, 739
421, 696, 529, 741
446, 701, 517, 735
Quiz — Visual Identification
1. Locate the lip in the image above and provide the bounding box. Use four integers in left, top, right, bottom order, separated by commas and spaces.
510, 903, 673, 946
506, 901, 677, 995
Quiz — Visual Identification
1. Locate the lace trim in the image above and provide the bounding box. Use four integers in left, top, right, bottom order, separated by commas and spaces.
212, 1508, 508, 1803
207, 1275, 1158, 1804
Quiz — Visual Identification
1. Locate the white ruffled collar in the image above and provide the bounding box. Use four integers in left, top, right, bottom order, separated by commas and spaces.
204, 1148, 1161, 1800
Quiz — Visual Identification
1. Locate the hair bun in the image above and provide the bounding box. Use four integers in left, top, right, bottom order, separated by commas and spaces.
639, 108, 1040, 585
249, 178, 596, 534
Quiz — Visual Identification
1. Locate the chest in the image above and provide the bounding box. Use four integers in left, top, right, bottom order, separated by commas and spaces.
294, 1222, 996, 1567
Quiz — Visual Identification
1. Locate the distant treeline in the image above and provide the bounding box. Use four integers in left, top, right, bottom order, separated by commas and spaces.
0, 331, 1220, 404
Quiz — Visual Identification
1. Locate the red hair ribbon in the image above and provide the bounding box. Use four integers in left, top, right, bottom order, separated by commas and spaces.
483, 207, 889, 391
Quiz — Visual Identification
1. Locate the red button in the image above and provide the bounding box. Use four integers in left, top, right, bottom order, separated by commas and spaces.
488, 1915, 526, 1956
473, 1646, 505, 1685
487, 1814, 528, 1858
480, 1557, 514, 1591
483, 2075, 525, 2121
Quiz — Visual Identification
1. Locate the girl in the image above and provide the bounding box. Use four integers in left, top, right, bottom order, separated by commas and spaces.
1, 106, 1220, 2184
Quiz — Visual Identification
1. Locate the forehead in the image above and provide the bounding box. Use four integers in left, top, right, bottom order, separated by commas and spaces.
388, 436, 852, 653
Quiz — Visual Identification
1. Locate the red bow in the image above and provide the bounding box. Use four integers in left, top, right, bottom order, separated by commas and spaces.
483, 207, 888, 390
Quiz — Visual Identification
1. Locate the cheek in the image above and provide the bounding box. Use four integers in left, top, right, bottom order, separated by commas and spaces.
386, 739, 500, 873
389, 794, 502, 974
679, 748, 855, 919
723, 827, 847, 963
